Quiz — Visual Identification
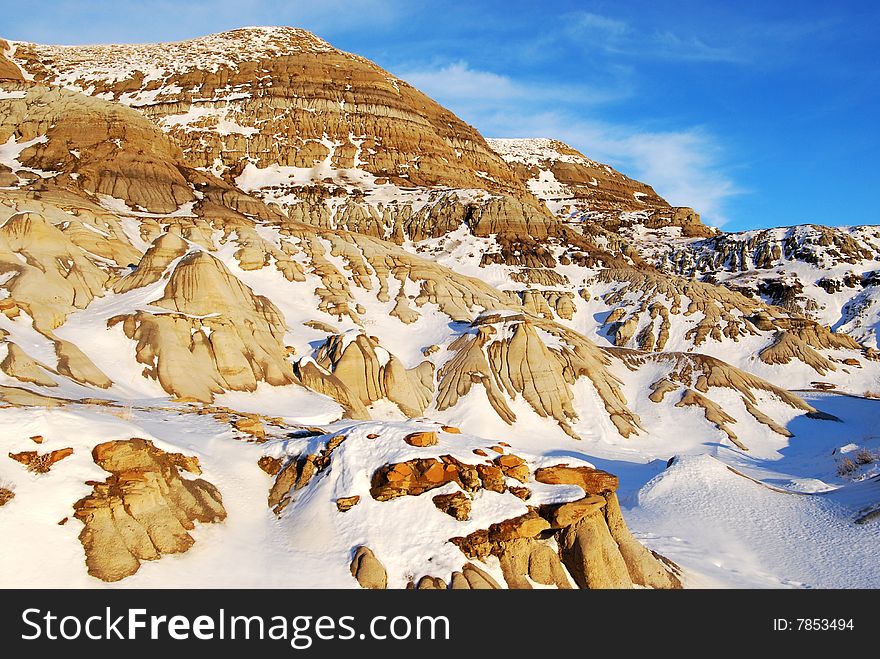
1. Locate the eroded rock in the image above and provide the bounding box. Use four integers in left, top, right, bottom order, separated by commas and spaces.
73, 438, 226, 582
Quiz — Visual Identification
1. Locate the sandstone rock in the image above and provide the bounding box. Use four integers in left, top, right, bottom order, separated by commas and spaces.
440, 425, 461, 434
489, 138, 711, 236
0, 343, 56, 387
558, 509, 633, 589
416, 576, 447, 590
603, 492, 681, 589
472, 448, 488, 457
534, 464, 619, 495
336, 495, 360, 512
452, 562, 502, 589
9, 447, 73, 473
0, 384, 68, 407
544, 495, 606, 528
233, 416, 266, 440
109, 250, 297, 402
508, 486, 531, 500
73, 439, 226, 582
267, 435, 345, 512
314, 333, 435, 417
257, 456, 283, 476
350, 546, 387, 589
527, 541, 573, 588
497, 537, 572, 589
29, 435, 44, 444
403, 431, 438, 447
370, 457, 457, 501
475, 463, 506, 493
495, 453, 530, 483
0, 486, 14, 507
432, 491, 471, 521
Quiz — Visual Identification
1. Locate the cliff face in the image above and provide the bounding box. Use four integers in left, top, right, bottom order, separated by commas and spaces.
488, 137, 712, 237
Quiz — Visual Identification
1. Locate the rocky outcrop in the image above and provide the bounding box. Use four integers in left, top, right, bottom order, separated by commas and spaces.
437, 313, 640, 438
488, 138, 712, 237
108, 251, 296, 402
313, 333, 434, 417
0, 208, 111, 330
0, 83, 195, 214
0, 40, 25, 81
0, 342, 57, 387
8, 447, 73, 473
451, 475, 680, 590
73, 438, 226, 582
432, 491, 471, 520
449, 563, 502, 589
267, 434, 345, 512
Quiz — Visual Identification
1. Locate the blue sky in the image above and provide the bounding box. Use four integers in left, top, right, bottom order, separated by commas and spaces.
4, 0, 878, 231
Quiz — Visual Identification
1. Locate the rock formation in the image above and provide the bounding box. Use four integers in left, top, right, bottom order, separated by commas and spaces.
489, 137, 712, 237
73, 439, 226, 582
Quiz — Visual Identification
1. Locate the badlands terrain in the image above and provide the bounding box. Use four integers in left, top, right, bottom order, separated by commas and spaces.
0, 27, 877, 588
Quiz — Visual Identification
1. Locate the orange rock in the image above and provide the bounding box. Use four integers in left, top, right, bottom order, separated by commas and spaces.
534, 464, 619, 495
440, 425, 461, 434
8, 447, 74, 473
424, 462, 447, 483
476, 463, 506, 493
257, 456, 283, 476
495, 454, 529, 483
498, 442, 511, 447
336, 495, 360, 512
403, 431, 438, 448
29, 435, 44, 444
544, 495, 606, 528
489, 445, 506, 454
496, 454, 525, 468
508, 486, 531, 500
472, 448, 488, 457
233, 416, 266, 439
432, 491, 471, 521
366, 433, 380, 439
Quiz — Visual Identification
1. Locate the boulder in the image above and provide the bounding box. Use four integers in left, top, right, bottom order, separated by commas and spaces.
350, 546, 387, 589
432, 491, 471, 521
403, 431, 438, 448
336, 495, 361, 512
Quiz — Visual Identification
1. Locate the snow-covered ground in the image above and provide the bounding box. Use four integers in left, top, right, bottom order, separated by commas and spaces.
1, 390, 876, 588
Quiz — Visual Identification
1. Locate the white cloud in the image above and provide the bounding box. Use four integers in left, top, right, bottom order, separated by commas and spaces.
400, 61, 521, 102
398, 60, 630, 106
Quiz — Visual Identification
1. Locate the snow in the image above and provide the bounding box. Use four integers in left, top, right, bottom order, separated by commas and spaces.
9, 27, 336, 105
0, 134, 55, 181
